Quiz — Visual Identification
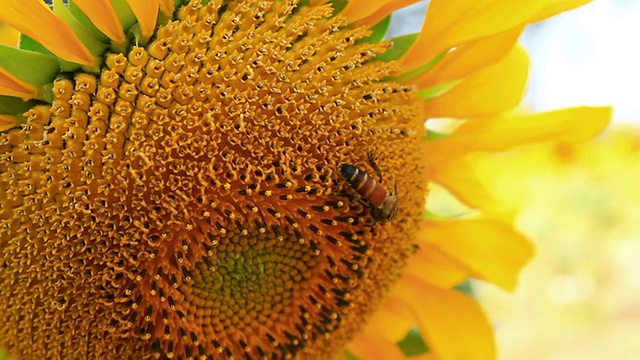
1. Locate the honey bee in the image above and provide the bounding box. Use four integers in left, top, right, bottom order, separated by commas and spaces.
338, 154, 399, 224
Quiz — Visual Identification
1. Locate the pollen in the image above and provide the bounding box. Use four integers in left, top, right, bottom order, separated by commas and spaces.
0, 0, 428, 359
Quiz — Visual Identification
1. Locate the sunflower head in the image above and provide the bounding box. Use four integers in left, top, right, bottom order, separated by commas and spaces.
0, 0, 430, 358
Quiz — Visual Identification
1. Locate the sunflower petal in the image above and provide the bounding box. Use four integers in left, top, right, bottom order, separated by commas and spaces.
454, 106, 613, 147
0, 66, 38, 99
0, 0, 94, 66
348, 328, 408, 360
0, 23, 20, 46
400, 0, 547, 70
404, 240, 469, 288
397, 275, 496, 360
421, 219, 534, 290
411, 26, 523, 88
0, 114, 20, 132
359, 0, 421, 27
340, 0, 419, 25
428, 158, 516, 221
423, 45, 529, 118
366, 297, 415, 343
51, 0, 108, 60
73, 0, 126, 45
426, 107, 612, 171
124, 0, 160, 39
159, 0, 175, 17
531, 0, 592, 23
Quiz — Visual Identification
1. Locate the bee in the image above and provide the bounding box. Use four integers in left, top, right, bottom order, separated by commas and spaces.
338, 154, 399, 224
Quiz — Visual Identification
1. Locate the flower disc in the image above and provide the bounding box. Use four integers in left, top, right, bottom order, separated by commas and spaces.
0, 0, 428, 358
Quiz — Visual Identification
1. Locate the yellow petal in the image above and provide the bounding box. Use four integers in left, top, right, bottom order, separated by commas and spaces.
0, 23, 20, 46
404, 240, 469, 288
339, 0, 401, 24
411, 26, 523, 88
400, 0, 547, 70
0, 0, 94, 66
423, 45, 529, 118
124, 0, 159, 39
341, 0, 420, 26
531, 0, 592, 23
0, 66, 38, 99
365, 297, 415, 343
397, 275, 496, 360
159, 0, 175, 17
456, 106, 612, 146
0, 115, 20, 132
429, 107, 612, 167
73, 0, 126, 45
421, 219, 534, 290
348, 328, 408, 360
428, 158, 516, 221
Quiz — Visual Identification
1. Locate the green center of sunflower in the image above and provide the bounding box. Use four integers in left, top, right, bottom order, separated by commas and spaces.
186, 231, 319, 340
0, 0, 429, 358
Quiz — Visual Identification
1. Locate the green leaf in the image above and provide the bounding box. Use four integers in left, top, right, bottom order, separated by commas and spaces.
40, 83, 55, 103
454, 280, 474, 296
173, 0, 190, 12
19, 35, 53, 55
343, 350, 359, 360
59, 60, 83, 73
397, 327, 430, 356
425, 130, 452, 141
375, 33, 417, 62
330, 0, 349, 16
17, 36, 75, 91
387, 50, 449, 83
360, 16, 391, 44
54, 0, 108, 58
111, 0, 137, 33
418, 81, 456, 101
0, 96, 36, 116
0, 45, 59, 86
128, 23, 144, 46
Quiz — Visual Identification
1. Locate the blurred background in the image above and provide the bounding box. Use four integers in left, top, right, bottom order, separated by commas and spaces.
480, 1, 640, 359
391, 0, 640, 359
479, 1, 640, 358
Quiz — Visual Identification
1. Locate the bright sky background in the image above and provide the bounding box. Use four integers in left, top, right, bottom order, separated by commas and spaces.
522, 0, 640, 124
388, 0, 640, 124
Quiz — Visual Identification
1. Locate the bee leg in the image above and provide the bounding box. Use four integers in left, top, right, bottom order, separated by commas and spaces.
367, 149, 383, 183
364, 218, 378, 228
335, 191, 369, 207
368, 207, 383, 226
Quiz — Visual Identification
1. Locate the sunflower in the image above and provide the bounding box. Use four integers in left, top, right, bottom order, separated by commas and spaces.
0, 0, 610, 359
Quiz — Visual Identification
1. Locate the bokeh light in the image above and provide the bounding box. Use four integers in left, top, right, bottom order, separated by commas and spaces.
472, 128, 640, 359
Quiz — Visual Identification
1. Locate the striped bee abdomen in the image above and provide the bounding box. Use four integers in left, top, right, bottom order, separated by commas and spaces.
338, 163, 387, 208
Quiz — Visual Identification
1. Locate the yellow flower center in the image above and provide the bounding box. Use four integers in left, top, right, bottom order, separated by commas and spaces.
0, 0, 429, 358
